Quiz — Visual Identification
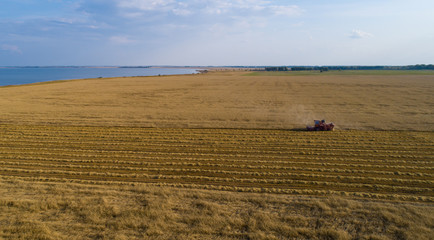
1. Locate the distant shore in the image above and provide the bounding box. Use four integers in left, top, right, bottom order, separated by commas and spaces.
0, 67, 200, 87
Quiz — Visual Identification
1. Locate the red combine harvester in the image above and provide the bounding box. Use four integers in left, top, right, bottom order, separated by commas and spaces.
307, 120, 334, 131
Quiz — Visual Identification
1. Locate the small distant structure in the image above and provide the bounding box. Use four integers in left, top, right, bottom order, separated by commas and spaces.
307, 120, 334, 131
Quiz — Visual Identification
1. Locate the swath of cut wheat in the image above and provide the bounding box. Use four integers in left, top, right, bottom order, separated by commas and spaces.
1, 124, 432, 202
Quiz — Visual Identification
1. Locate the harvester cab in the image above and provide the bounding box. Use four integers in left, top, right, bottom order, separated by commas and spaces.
307, 119, 334, 131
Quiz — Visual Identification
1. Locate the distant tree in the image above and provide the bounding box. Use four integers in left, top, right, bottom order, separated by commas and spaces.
265, 67, 288, 71
291, 67, 313, 71
319, 67, 328, 72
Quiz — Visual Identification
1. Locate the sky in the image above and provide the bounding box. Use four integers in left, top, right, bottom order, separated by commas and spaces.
0, 0, 433, 66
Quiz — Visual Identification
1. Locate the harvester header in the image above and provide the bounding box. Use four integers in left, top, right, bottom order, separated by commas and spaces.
307, 120, 334, 131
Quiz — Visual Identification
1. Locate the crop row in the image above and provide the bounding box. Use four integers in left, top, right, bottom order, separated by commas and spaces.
1, 167, 432, 204
1, 161, 432, 187
1, 147, 431, 165
1, 166, 431, 194
1, 149, 431, 167
2, 126, 429, 146
2, 139, 424, 150
0, 124, 432, 201
1, 174, 429, 202
2, 133, 431, 147
0, 157, 432, 179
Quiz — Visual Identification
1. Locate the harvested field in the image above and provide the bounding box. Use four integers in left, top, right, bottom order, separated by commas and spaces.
0, 124, 432, 202
1, 179, 433, 240
0, 71, 433, 239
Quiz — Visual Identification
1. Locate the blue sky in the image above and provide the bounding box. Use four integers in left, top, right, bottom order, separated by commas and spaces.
1, 0, 433, 66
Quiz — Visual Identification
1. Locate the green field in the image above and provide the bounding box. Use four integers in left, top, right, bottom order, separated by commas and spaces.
246, 70, 434, 76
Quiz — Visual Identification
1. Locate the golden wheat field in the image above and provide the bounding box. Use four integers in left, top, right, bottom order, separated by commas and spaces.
1, 71, 433, 130
0, 70, 433, 239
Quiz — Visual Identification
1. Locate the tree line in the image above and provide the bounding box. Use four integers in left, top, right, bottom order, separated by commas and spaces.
264, 64, 434, 71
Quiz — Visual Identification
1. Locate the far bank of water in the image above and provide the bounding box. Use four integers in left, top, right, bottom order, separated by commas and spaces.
0, 67, 199, 86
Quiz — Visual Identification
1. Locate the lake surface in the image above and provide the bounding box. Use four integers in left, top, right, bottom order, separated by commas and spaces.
0, 67, 199, 86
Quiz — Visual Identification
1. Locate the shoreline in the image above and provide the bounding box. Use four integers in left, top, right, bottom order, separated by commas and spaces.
0, 67, 202, 87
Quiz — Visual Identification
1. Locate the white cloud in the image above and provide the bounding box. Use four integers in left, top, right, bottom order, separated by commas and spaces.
203, 0, 303, 17
1, 44, 22, 54
109, 36, 136, 44
121, 11, 145, 18
350, 29, 373, 39
116, 0, 194, 18
226, 0, 270, 11
172, 8, 191, 16
203, 1, 232, 15
291, 21, 305, 27
111, 0, 304, 22
171, 2, 191, 16
270, 5, 303, 17
117, 0, 175, 11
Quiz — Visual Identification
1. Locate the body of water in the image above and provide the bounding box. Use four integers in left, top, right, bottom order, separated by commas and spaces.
0, 67, 199, 86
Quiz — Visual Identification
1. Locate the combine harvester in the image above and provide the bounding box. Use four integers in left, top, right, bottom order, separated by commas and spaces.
307, 120, 334, 131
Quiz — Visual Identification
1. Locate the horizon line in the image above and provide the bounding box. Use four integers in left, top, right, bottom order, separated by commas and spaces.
1, 64, 433, 68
